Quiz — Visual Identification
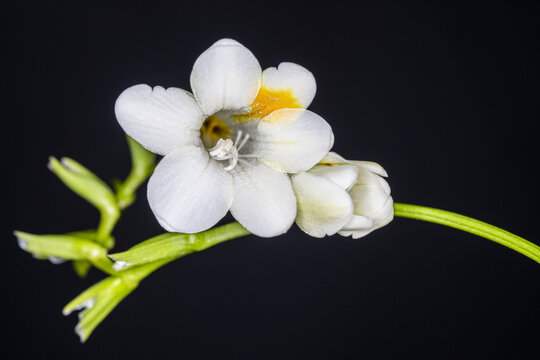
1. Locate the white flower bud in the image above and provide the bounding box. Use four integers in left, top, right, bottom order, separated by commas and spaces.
292, 152, 393, 239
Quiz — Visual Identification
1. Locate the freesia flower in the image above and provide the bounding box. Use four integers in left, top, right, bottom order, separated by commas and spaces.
291, 152, 394, 238
115, 39, 333, 237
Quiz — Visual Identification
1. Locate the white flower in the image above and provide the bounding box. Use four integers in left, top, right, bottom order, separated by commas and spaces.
114, 39, 334, 237
291, 152, 394, 238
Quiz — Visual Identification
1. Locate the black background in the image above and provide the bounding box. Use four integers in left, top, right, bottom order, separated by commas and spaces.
2, 1, 539, 359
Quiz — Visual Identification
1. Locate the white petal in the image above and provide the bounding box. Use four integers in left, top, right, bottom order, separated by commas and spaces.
338, 167, 394, 239
190, 39, 262, 115
349, 160, 388, 177
115, 85, 205, 155
147, 145, 233, 233
254, 109, 334, 173
307, 165, 358, 191
339, 198, 394, 239
320, 151, 348, 165
320, 152, 389, 178
229, 161, 296, 237
314, 153, 393, 239
338, 227, 375, 239
262, 62, 317, 108
341, 215, 373, 230
350, 169, 392, 217
292, 172, 354, 238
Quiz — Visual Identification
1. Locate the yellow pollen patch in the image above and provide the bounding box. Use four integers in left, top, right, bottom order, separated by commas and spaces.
200, 115, 231, 148
233, 86, 302, 123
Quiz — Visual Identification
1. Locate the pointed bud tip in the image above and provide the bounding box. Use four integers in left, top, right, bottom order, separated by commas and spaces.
14, 232, 28, 251
63, 297, 96, 317
75, 325, 87, 343
60, 157, 73, 169
47, 156, 57, 171
17, 238, 28, 251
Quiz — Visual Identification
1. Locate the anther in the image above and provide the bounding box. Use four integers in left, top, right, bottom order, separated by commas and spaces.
209, 138, 239, 171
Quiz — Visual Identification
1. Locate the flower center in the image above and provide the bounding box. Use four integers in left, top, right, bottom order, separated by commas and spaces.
201, 115, 254, 171
200, 115, 230, 149
200, 85, 302, 171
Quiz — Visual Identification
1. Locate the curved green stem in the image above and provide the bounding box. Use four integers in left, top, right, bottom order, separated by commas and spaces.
393, 203, 540, 263
115, 136, 156, 210
89, 255, 118, 277
96, 208, 120, 249
110, 222, 250, 269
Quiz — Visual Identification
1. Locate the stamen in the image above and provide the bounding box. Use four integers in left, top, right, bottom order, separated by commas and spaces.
208, 138, 239, 171
234, 130, 243, 147
224, 157, 238, 171
207, 132, 254, 171
238, 154, 258, 158
237, 134, 250, 152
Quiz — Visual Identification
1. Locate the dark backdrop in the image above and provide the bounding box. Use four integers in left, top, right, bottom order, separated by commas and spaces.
2, 1, 539, 359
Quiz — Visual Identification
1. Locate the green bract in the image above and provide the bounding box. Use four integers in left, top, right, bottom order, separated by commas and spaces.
15, 231, 116, 275
63, 276, 135, 343
48, 156, 120, 246
15, 231, 106, 262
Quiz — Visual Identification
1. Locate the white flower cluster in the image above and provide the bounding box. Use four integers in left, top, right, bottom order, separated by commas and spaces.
115, 39, 393, 238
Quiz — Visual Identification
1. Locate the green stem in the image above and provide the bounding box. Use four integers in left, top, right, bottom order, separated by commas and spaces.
115, 136, 156, 210
190, 222, 251, 251
115, 172, 143, 209
113, 221, 251, 274
89, 256, 118, 276
132, 222, 249, 284
96, 208, 120, 249
120, 259, 173, 286
393, 203, 540, 263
